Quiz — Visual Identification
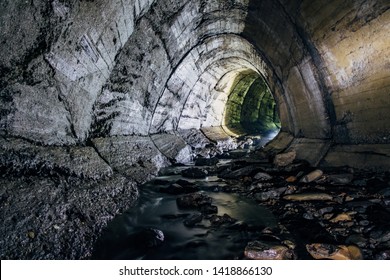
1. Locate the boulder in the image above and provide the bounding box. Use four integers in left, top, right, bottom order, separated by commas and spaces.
151, 133, 193, 164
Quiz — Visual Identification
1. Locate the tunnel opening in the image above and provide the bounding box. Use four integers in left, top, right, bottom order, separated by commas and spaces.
222, 70, 281, 142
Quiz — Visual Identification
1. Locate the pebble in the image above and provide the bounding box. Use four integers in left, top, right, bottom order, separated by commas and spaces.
300, 170, 324, 183
27, 231, 35, 239
285, 176, 297, 183
254, 172, 273, 181
330, 213, 353, 223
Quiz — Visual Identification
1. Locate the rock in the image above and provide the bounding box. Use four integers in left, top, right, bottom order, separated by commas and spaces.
244, 241, 295, 260
303, 212, 314, 220
255, 187, 286, 202
1, 174, 139, 259
183, 213, 203, 227
300, 169, 324, 183
209, 214, 237, 226
151, 133, 193, 164
176, 193, 212, 209
284, 185, 297, 195
328, 173, 354, 185
195, 157, 219, 166
27, 231, 35, 239
330, 213, 353, 223
317, 207, 334, 216
282, 240, 296, 250
227, 150, 248, 159
254, 172, 273, 181
359, 220, 370, 226
0, 137, 113, 180
273, 150, 296, 167
283, 193, 333, 201
369, 227, 390, 244
92, 136, 169, 183
200, 204, 218, 214
346, 234, 368, 248
379, 187, 390, 197
306, 243, 363, 260
181, 168, 208, 179
285, 176, 297, 183
375, 250, 390, 260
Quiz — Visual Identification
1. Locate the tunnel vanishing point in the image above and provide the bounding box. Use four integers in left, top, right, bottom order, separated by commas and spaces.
0, 0, 389, 259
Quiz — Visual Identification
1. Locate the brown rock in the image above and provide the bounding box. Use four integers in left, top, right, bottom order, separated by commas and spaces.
286, 176, 297, 183
330, 213, 353, 223
306, 243, 363, 260
300, 169, 324, 183
283, 193, 333, 201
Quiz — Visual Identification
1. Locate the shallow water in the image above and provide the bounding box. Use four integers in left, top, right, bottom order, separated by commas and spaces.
93, 170, 278, 260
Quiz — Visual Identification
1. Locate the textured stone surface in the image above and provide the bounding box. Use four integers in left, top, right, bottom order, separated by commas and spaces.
0, 137, 112, 180
0, 174, 139, 259
1, 0, 390, 260
92, 136, 169, 183
151, 133, 192, 164
1, 0, 389, 164
321, 144, 390, 172
287, 138, 331, 166
201, 126, 237, 151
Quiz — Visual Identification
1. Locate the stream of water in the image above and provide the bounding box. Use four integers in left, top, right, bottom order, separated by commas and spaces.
93, 167, 278, 260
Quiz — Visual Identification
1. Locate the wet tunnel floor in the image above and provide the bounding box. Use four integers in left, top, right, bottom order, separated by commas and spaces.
93, 145, 390, 260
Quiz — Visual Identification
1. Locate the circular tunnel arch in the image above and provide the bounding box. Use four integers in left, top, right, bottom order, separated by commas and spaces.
149, 34, 292, 139
223, 70, 281, 136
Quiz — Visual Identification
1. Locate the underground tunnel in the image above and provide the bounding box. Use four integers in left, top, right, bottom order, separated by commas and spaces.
0, 0, 389, 260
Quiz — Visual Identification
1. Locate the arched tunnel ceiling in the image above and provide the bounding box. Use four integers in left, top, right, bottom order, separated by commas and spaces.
0, 0, 389, 147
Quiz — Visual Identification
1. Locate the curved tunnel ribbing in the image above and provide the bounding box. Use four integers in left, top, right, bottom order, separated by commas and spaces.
1, 0, 390, 261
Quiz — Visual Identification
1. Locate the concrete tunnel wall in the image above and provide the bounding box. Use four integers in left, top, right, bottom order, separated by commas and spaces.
1, 0, 389, 168
1, 0, 390, 260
